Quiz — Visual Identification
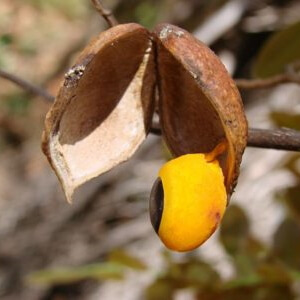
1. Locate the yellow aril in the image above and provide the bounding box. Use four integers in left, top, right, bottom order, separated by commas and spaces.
158, 153, 227, 251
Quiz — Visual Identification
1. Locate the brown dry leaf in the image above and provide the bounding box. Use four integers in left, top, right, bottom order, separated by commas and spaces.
42, 23, 156, 202
153, 23, 248, 196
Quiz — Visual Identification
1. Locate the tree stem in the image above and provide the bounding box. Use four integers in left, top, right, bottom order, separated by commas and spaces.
247, 128, 300, 151
235, 74, 300, 89
0, 69, 54, 102
1, 69, 300, 152
150, 123, 300, 152
90, 0, 118, 27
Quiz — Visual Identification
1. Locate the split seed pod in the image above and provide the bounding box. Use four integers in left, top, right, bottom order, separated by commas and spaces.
42, 24, 156, 202
42, 22, 247, 251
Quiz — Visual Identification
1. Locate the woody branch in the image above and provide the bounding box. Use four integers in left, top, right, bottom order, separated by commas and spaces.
1, 67, 300, 152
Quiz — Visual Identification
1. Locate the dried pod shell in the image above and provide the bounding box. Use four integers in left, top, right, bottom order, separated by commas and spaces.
42, 23, 156, 202
153, 24, 248, 196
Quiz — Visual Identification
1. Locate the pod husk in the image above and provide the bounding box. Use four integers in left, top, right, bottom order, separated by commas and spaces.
42, 23, 156, 202
153, 24, 248, 196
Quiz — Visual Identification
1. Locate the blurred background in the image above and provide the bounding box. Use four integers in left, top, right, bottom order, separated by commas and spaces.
1, 0, 300, 299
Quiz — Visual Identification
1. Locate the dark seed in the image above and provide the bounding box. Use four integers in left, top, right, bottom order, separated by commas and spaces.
149, 177, 164, 233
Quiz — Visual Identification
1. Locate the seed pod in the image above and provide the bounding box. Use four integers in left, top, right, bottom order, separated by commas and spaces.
153, 24, 248, 196
42, 23, 156, 202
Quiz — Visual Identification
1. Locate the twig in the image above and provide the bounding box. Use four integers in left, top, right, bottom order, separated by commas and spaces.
91, 0, 118, 27
247, 128, 300, 151
150, 123, 300, 152
235, 73, 300, 89
2, 68, 300, 152
0, 69, 54, 102
235, 61, 300, 89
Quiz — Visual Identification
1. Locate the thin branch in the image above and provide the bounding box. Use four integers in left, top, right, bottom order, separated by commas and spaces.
235, 61, 300, 89
0, 69, 54, 102
247, 128, 300, 151
150, 123, 300, 152
235, 73, 300, 89
2, 68, 300, 152
91, 0, 118, 27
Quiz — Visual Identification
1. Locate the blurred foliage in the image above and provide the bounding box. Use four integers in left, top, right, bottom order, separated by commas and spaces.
114, 0, 162, 28
145, 204, 300, 299
219, 204, 250, 256
27, 262, 126, 285
145, 254, 220, 300
3, 93, 31, 115
283, 186, 300, 221
28, 249, 147, 286
283, 154, 300, 178
270, 112, 300, 131
134, 2, 159, 28
253, 21, 300, 78
273, 155, 300, 271
0, 34, 14, 67
148, 151, 300, 298
272, 218, 300, 270
108, 249, 148, 270
0, 33, 14, 47
23, 0, 89, 19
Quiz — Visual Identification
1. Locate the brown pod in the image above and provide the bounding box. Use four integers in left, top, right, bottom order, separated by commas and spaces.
153, 24, 248, 196
42, 23, 156, 202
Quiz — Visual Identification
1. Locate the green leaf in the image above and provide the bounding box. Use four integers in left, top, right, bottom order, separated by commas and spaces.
278, 185, 300, 223
179, 260, 220, 288
256, 262, 291, 284
24, 0, 88, 19
252, 285, 294, 300
233, 254, 259, 277
252, 21, 300, 78
197, 287, 256, 300
134, 2, 159, 28
160, 258, 221, 290
219, 205, 250, 255
270, 112, 300, 131
282, 154, 300, 178
27, 262, 126, 286
289, 270, 300, 280
145, 258, 220, 300
272, 218, 300, 270
223, 274, 262, 289
108, 249, 147, 271
197, 282, 294, 300
145, 279, 174, 300
0, 34, 13, 47
4, 93, 30, 115
220, 205, 266, 276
